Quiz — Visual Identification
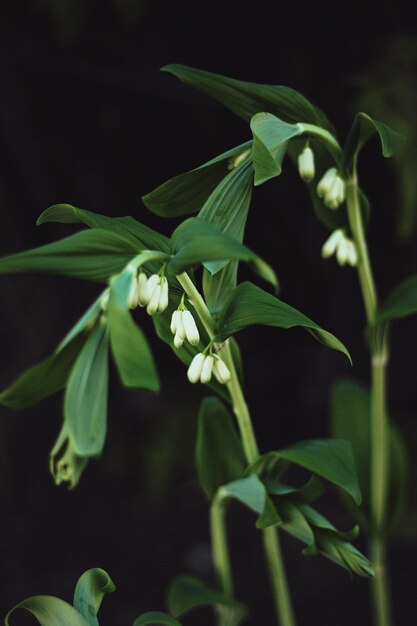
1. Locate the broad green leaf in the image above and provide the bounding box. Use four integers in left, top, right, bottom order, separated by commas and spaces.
64, 320, 109, 456
377, 274, 417, 321
162, 64, 333, 131
167, 576, 246, 621
216, 281, 351, 362
250, 113, 302, 185
133, 613, 183, 626
38, 204, 170, 252
73, 568, 116, 626
0, 229, 140, 282
169, 218, 278, 288
142, 142, 252, 217
0, 334, 86, 410
196, 397, 246, 500
331, 378, 407, 534
343, 112, 404, 171
50, 423, 88, 489
108, 272, 159, 391
5, 596, 90, 626
218, 474, 281, 528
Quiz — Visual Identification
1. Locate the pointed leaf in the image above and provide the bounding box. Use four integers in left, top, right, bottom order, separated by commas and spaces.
64, 321, 109, 456
218, 474, 281, 528
250, 113, 302, 185
196, 397, 246, 500
133, 613, 183, 626
169, 218, 278, 288
73, 568, 115, 626
108, 272, 159, 391
162, 64, 333, 130
38, 204, 170, 252
216, 281, 351, 362
167, 576, 246, 620
343, 112, 404, 170
142, 142, 252, 217
0, 334, 87, 410
377, 274, 417, 321
5, 596, 90, 626
0, 229, 140, 282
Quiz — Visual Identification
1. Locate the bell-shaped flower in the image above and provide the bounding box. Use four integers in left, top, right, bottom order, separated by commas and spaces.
134, 272, 151, 307
146, 275, 169, 315
297, 146, 315, 182
316, 168, 345, 209
170, 306, 200, 348
200, 354, 214, 384
187, 353, 206, 383
322, 229, 358, 267
213, 355, 231, 384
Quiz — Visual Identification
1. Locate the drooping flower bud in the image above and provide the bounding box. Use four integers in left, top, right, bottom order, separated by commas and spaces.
316, 168, 345, 209
213, 356, 231, 384
187, 353, 205, 383
200, 355, 214, 384
182, 310, 200, 346
297, 146, 315, 182
158, 277, 169, 312
146, 284, 162, 315
321, 229, 358, 267
136, 272, 151, 307
174, 332, 184, 349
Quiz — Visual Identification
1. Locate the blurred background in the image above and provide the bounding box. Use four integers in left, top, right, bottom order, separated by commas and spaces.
0, 1, 416, 624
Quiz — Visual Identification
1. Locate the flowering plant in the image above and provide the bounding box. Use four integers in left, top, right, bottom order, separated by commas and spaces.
1, 64, 410, 626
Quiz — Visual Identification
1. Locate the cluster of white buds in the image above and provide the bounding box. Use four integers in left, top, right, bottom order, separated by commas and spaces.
187, 351, 231, 385
316, 168, 346, 209
128, 270, 169, 315
321, 229, 358, 267
297, 145, 315, 182
170, 304, 200, 348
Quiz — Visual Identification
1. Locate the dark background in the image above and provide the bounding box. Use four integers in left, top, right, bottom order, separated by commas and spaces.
0, 1, 416, 624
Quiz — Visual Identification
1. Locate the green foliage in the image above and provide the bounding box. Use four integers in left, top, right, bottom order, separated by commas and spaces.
216, 281, 351, 362
195, 397, 246, 500
133, 613, 182, 626
167, 576, 246, 622
343, 113, 404, 172
377, 274, 417, 321
5, 569, 115, 626
331, 379, 407, 535
142, 142, 252, 217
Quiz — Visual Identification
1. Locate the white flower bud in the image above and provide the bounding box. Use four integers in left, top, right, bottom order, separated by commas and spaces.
182, 310, 200, 346
336, 238, 349, 266
146, 284, 161, 315
136, 272, 151, 307
324, 176, 345, 209
322, 229, 357, 268
297, 146, 315, 182
170, 309, 180, 334
317, 168, 337, 198
187, 353, 205, 383
158, 277, 169, 312
213, 357, 231, 384
321, 229, 344, 258
200, 355, 214, 384
174, 332, 184, 349
346, 240, 358, 266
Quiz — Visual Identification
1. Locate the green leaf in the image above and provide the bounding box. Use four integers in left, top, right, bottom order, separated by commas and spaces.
64, 320, 109, 456
250, 113, 302, 185
0, 229, 140, 282
0, 334, 87, 410
331, 378, 407, 534
169, 218, 278, 288
377, 274, 417, 321
108, 272, 160, 391
218, 474, 281, 528
133, 612, 183, 626
196, 397, 246, 500
38, 204, 170, 252
142, 142, 252, 217
5, 596, 90, 626
167, 576, 246, 621
162, 64, 333, 130
216, 281, 351, 362
73, 568, 116, 626
50, 423, 89, 489
343, 112, 404, 171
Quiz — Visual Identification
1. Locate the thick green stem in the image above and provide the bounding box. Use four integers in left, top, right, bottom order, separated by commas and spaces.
346, 177, 392, 626
176, 272, 296, 626
211, 493, 234, 597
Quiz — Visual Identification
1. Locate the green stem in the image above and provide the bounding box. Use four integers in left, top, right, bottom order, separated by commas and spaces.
211, 493, 234, 597
176, 272, 296, 626
345, 177, 392, 626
